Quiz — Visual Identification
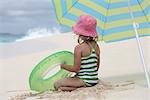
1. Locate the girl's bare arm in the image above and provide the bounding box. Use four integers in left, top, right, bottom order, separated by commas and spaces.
61, 45, 81, 72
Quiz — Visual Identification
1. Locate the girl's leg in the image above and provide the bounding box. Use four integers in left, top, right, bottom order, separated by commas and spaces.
59, 86, 77, 91
54, 77, 85, 91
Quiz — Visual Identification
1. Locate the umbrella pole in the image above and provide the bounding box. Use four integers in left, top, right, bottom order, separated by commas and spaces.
133, 22, 150, 88
128, 0, 150, 88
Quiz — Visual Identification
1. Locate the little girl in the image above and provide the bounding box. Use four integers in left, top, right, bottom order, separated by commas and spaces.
54, 15, 100, 91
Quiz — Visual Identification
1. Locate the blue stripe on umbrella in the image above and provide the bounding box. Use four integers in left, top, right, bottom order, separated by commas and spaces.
104, 22, 149, 35
61, 24, 72, 32
61, 0, 68, 15
109, 0, 143, 9
107, 10, 149, 22
91, 0, 144, 9
64, 13, 78, 22
91, 0, 108, 8
143, 6, 150, 15
96, 27, 104, 35
139, 22, 150, 29
105, 34, 150, 43
110, 1, 131, 9
74, 3, 106, 22
72, 0, 78, 5
104, 25, 133, 35
137, 0, 145, 4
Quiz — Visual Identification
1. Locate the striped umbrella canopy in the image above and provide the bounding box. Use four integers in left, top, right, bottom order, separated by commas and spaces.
52, 0, 150, 42
52, 0, 150, 88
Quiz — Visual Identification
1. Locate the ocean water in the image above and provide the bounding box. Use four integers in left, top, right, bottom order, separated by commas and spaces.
0, 28, 62, 43
0, 33, 25, 43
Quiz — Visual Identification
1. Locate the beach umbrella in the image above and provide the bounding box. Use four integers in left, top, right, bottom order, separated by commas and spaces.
52, 0, 150, 87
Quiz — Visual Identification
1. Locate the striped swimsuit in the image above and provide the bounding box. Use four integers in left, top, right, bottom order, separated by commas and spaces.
76, 49, 99, 86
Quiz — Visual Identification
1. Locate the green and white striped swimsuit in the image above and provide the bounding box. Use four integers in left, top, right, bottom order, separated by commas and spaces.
76, 49, 99, 87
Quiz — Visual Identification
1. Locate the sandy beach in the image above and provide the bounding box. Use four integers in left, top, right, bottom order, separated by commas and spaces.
7, 73, 150, 100
0, 33, 150, 100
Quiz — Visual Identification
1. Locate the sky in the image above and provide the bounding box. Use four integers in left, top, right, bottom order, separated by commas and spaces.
0, 0, 62, 34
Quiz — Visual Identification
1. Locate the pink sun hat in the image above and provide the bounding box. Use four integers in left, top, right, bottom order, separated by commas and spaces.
72, 15, 98, 38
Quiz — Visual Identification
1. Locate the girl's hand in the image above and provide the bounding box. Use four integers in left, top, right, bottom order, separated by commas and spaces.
61, 61, 66, 69
60, 64, 65, 69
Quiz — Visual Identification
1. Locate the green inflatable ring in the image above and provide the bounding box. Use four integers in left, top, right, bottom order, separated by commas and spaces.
29, 51, 74, 92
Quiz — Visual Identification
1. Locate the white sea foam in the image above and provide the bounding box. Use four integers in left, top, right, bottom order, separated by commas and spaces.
16, 27, 61, 41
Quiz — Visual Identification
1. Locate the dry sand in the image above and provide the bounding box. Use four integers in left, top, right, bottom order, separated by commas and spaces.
0, 33, 150, 100
8, 73, 150, 100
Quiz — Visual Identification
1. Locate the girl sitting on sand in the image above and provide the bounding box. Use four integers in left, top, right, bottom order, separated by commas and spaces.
54, 15, 100, 91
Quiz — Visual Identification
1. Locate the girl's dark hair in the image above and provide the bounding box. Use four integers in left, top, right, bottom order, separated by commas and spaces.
78, 35, 98, 44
